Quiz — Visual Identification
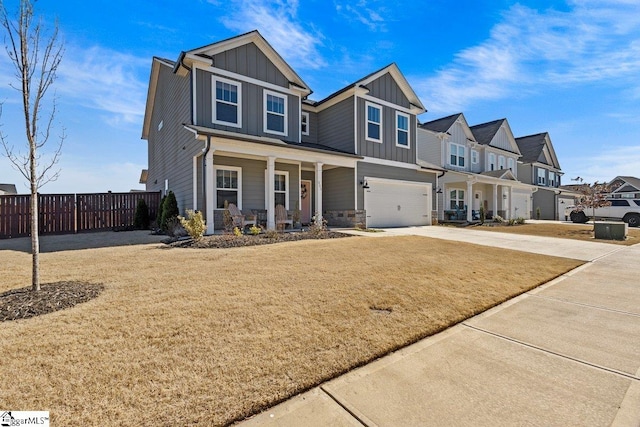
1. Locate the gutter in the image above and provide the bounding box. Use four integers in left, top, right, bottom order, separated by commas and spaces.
201, 136, 211, 214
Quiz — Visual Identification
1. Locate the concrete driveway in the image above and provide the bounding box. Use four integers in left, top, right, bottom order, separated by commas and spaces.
240, 229, 640, 426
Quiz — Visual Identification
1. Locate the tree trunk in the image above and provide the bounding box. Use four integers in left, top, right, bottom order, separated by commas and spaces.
31, 173, 40, 291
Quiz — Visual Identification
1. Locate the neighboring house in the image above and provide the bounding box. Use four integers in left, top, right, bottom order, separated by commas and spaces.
515, 132, 573, 220
608, 176, 640, 199
418, 114, 534, 222
0, 184, 18, 195
142, 30, 441, 233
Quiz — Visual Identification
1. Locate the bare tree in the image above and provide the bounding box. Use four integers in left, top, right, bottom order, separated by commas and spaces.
573, 179, 612, 231
0, 0, 64, 291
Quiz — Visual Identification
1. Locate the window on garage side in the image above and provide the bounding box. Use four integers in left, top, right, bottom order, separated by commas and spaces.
366, 102, 382, 142
450, 189, 465, 210
396, 112, 409, 148
215, 166, 242, 209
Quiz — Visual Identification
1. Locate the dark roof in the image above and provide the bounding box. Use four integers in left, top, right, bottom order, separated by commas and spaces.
419, 113, 461, 133
611, 176, 640, 191
312, 62, 395, 106
284, 141, 355, 155
515, 133, 548, 164
470, 119, 506, 145
0, 184, 17, 194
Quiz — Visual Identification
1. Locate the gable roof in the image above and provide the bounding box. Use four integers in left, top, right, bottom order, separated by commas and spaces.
515, 132, 561, 169
313, 63, 425, 114
0, 184, 17, 194
609, 176, 640, 192
470, 118, 521, 155
419, 113, 462, 133
181, 30, 310, 96
480, 169, 518, 181
142, 57, 175, 140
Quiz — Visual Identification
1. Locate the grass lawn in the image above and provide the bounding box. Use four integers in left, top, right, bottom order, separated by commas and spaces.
473, 222, 640, 245
0, 235, 582, 426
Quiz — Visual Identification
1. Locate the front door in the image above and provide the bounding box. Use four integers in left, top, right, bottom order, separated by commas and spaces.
301, 180, 312, 224
473, 191, 482, 212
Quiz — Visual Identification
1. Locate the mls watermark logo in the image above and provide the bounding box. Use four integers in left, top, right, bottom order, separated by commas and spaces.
1, 411, 49, 427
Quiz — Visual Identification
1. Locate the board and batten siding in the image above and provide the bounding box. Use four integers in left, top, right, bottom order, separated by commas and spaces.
490, 127, 517, 153
356, 162, 436, 210
212, 155, 299, 211
146, 63, 200, 215
195, 69, 300, 143
366, 72, 410, 108
317, 97, 355, 153
212, 42, 289, 87
323, 168, 356, 211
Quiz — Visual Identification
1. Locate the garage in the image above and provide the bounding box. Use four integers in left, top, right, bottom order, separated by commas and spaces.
364, 178, 432, 227
511, 189, 531, 219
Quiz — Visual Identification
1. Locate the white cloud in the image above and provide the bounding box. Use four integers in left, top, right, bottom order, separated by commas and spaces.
56, 45, 148, 125
218, 0, 327, 70
415, 2, 640, 113
335, 0, 387, 32
561, 145, 640, 184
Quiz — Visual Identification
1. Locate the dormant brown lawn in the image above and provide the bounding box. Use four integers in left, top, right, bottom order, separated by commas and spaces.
474, 222, 640, 245
0, 234, 582, 426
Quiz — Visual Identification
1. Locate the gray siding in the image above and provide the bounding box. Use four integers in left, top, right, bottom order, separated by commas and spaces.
367, 72, 410, 108
416, 128, 442, 166
491, 127, 517, 153
301, 109, 318, 144
517, 163, 534, 185
212, 156, 299, 211
533, 188, 556, 220
357, 97, 416, 163
356, 161, 436, 210
323, 168, 355, 211
212, 42, 288, 87
196, 69, 299, 143
146, 63, 199, 215
317, 97, 355, 153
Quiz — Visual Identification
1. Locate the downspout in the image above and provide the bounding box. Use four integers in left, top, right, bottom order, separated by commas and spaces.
202, 136, 211, 215
436, 170, 447, 223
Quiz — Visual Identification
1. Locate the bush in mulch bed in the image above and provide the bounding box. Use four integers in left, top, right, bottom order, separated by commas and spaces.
166, 230, 352, 249
0, 281, 105, 322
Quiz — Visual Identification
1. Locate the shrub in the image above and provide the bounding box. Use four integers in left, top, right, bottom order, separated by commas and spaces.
133, 199, 150, 230
536, 206, 541, 220
309, 213, 328, 236
157, 196, 166, 230
264, 229, 279, 239
479, 206, 486, 224
249, 224, 262, 235
233, 227, 243, 237
516, 217, 526, 225
179, 210, 206, 241
164, 217, 186, 238
493, 215, 504, 224
160, 191, 179, 231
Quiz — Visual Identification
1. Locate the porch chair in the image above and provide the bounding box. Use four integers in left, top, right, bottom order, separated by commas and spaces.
275, 204, 293, 230
227, 203, 257, 229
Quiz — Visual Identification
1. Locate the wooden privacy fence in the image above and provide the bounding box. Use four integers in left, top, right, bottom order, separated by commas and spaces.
0, 191, 161, 239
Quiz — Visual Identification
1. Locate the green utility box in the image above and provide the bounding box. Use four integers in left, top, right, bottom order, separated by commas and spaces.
594, 222, 628, 240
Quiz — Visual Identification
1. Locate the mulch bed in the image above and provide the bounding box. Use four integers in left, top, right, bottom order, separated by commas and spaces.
166, 230, 353, 249
0, 281, 104, 322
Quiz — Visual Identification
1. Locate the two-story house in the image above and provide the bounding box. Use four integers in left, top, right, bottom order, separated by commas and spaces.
608, 176, 640, 199
515, 133, 574, 219
142, 30, 441, 233
418, 114, 535, 222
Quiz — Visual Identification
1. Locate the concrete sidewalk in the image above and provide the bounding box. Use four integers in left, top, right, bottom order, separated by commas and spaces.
239, 230, 640, 426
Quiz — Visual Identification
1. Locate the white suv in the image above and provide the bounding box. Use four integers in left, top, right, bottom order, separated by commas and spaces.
570, 199, 640, 227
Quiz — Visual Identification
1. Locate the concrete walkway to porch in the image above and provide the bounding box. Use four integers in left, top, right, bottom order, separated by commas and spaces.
239, 228, 640, 426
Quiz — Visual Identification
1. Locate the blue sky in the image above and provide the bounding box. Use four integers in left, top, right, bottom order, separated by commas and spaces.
1, 0, 639, 193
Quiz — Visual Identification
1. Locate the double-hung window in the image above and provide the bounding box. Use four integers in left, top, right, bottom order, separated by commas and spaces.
215, 166, 242, 209
537, 168, 546, 185
265, 171, 290, 210
471, 150, 479, 165
507, 157, 515, 172
548, 171, 556, 187
264, 90, 287, 136
366, 102, 382, 142
396, 112, 409, 148
450, 189, 465, 210
301, 112, 309, 136
498, 155, 505, 170
489, 153, 496, 171
450, 143, 465, 167
213, 76, 241, 127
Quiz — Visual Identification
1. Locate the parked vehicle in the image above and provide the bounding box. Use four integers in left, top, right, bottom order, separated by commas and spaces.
569, 199, 640, 227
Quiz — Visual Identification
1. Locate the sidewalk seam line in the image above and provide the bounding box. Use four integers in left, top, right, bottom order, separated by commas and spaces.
463, 324, 640, 382
319, 386, 370, 427
527, 294, 640, 318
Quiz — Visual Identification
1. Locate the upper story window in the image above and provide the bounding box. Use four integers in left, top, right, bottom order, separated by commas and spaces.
498, 155, 505, 170
396, 112, 410, 148
264, 90, 287, 136
507, 158, 515, 172
450, 143, 465, 167
471, 150, 479, 165
489, 153, 496, 171
537, 168, 546, 185
215, 166, 242, 209
213, 76, 242, 128
366, 102, 382, 143
548, 171, 556, 187
301, 112, 309, 136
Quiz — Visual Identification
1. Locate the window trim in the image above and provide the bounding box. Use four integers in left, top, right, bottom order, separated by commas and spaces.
212, 75, 242, 128
301, 111, 309, 136
548, 171, 556, 187
214, 165, 242, 210
507, 157, 515, 172
471, 149, 479, 165
265, 170, 290, 210
263, 89, 288, 137
365, 101, 383, 143
488, 153, 496, 171
395, 111, 410, 148
537, 168, 546, 185
449, 189, 465, 210
449, 142, 465, 168
498, 155, 505, 170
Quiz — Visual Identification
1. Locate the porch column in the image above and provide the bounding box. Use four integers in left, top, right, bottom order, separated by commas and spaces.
315, 162, 323, 225
492, 184, 498, 219
507, 186, 513, 219
205, 148, 215, 235
267, 156, 276, 230
466, 180, 473, 222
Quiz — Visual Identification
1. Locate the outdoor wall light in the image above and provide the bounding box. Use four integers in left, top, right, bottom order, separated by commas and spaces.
436, 187, 443, 194
360, 180, 370, 189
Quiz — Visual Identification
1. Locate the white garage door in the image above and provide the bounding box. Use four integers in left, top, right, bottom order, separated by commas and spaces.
512, 190, 530, 219
364, 178, 432, 228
